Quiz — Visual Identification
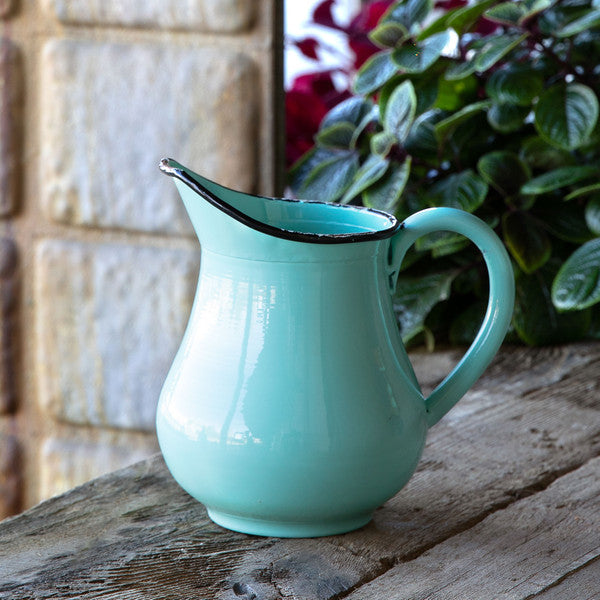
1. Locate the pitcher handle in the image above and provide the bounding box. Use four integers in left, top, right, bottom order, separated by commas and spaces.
388, 207, 514, 427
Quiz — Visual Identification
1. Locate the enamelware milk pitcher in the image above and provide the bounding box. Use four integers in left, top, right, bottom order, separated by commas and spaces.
156, 158, 515, 538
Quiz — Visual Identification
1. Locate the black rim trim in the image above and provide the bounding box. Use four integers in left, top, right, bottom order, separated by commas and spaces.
159, 158, 399, 244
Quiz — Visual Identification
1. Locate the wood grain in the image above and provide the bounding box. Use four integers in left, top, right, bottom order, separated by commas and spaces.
0, 343, 598, 599
344, 456, 600, 599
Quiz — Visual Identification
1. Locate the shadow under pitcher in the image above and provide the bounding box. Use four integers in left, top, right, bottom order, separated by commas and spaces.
156, 158, 515, 538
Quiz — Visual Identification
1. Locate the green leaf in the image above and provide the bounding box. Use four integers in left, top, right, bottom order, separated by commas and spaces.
488, 0, 553, 26
520, 136, 576, 170
514, 262, 592, 345
520, 166, 599, 195
534, 201, 594, 243
340, 155, 389, 204
392, 30, 451, 73
393, 270, 457, 342
416, 233, 467, 257
474, 33, 529, 72
434, 100, 491, 141
487, 103, 530, 133
534, 83, 599, 150
411, 65, 448, 113
377, 75, 407, 122
444, 60, 477, 81
416, 5, 461, 39
382, 0, 434, 30
446, 113, 491, 165
415, 230, 468, 255
404, 109, 443, 158
449, 301, 488, 345
432, 236, 471, 257
353, 50, 398, 95
565, 182, 600, 201
585, 197, 600, 235
446, 0, 497, 33
369, 21, 408, 48
383, 80, 417, 143
350, 105, 379, 148
485, 2, 526, 25
485, 67, 543, 106
315, 122, 356, 149
288, 147, 337, 195
377, 69, 439, 118
298, 152, 359, 203
537, 4, 571, 35
426, 170, 488, 212
552, 238, 600, 310
436, 74, 478, 111
520, 0, 555, 19
363, 157, 412, 213
321, 97, 374, 130
370, 131, 396, 156
503, 211, 551, 273
556, 9, 600, 37
477, 151, 531, 197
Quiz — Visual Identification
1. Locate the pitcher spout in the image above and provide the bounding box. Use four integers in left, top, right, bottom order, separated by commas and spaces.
160, 157, 263, 234
159, 158, 400, 247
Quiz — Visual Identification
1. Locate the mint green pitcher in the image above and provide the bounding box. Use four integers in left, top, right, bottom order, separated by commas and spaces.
156, 158, 514, 538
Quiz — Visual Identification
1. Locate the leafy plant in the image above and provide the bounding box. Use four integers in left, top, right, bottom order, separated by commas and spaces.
285, 1, 394, 167
289, 0, 600, 346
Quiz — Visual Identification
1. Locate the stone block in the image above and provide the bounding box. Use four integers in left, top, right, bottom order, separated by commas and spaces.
0, 424, 20, 519
0, 39, 21, 217
40, 39, 257, 234
44, 0, 255, 33
39, 432, 158, 501
35, 239, 200, 431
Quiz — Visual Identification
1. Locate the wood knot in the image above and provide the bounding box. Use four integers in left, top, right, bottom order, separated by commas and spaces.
232, 582, 258, 599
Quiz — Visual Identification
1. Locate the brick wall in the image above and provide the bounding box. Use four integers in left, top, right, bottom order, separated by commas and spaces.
0, 0, 282, 517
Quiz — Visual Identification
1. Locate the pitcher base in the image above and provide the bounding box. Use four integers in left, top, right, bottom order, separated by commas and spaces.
206, 508, 372, 538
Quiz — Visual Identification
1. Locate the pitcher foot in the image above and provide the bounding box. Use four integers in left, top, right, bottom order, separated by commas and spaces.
206, 508, 373, 538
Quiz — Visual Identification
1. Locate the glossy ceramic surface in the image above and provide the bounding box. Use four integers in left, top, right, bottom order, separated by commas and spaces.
156, 158, 515, 537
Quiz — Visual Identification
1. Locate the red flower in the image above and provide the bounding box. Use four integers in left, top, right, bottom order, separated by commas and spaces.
293, 37, 321, 61
435, 0, 498, 34
351, 0, 394, 31
312, 0, 340, 29
286, 71, 350, 167
435, 0, 468, 9
285, 1, 393, 168
311, 0, 395, 68
476, 17, 501, 35
347, 1, 395, 68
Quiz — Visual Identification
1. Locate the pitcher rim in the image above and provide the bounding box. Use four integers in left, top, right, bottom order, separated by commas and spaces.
160, 158, 400, 244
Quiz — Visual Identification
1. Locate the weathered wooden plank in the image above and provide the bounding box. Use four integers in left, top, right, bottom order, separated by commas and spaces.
0, 457, 266, 600
343, 455, 600, 599
0, 343, 598, 599
531, 557, 600, 600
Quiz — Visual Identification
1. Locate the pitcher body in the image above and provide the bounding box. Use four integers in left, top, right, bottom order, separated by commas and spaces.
157, 239, 427, 536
